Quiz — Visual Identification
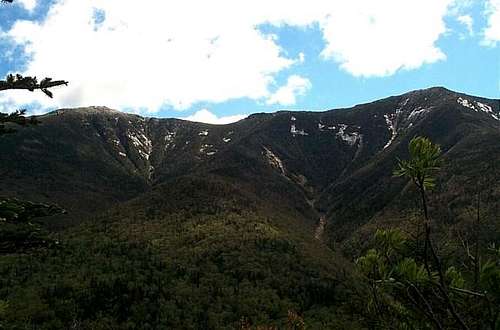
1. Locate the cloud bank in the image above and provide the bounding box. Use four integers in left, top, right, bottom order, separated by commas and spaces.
1, 0, 470, 113
181, 109, 247, 125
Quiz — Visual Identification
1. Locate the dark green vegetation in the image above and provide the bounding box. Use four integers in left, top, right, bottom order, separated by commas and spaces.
0, 88, 499, 328
0, 198, 64, 253
357, 137, 500, 329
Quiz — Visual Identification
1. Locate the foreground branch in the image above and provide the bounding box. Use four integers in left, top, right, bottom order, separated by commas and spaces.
0, 74, 68, 98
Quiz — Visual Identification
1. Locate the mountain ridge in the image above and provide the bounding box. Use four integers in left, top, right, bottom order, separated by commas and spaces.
1, 87, 499, 328
1, 86, 498, 239
45, 86, 496, 123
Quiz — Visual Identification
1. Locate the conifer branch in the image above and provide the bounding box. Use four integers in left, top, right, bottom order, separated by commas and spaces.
0, 74, 68, 98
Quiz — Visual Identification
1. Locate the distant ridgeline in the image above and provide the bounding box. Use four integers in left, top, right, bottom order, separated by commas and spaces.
0, 87, 499, 328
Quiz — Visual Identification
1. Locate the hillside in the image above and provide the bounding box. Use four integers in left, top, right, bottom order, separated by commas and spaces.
0, 87, 499, 328
1, 87, 498, 237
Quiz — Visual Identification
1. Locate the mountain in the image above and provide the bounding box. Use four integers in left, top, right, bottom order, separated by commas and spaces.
1, 87, 498, 235
1, 87, 499, 328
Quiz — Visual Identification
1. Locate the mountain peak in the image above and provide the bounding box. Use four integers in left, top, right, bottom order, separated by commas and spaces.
397, 86, 455, 102
49, 106, 123, 116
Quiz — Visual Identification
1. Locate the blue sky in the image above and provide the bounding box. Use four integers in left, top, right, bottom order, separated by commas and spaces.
0, 0, 498, 123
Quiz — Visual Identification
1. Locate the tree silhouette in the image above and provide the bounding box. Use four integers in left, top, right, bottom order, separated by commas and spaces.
394, 136, 468, 329
1, 1, 68, 132
394, 137, 442, 276
0, 109, 36, 135
0, 75, 68, 135
356, 136, 500, 329
0, 74, 68, 98
0, 1, 67, 252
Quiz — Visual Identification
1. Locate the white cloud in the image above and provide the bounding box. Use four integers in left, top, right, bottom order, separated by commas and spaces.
1, 0, 461, 112
266, 75, 311, 106
2, 0, 296, 113
457, 15, 473, 35
181, 109, 247, 124
483, 0, 500, 46
17, 0, 37, 11
319, 0, 453, 77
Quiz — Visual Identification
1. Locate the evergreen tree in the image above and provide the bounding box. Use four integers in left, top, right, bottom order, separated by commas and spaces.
1, 1, 68, 253
356, 136, 500, 329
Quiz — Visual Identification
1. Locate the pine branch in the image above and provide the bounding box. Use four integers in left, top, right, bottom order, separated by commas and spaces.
0, 74, 68, 98
0, 109, 38, 136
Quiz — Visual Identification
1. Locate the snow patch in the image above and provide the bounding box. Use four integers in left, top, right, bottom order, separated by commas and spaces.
127, 128, 152, 160
198, 130, 209, 136
457, 97, 475, 110
476, 101, 499, 120
164, 131, 176, 142
408, 107, 429, 120
383, 114, 397, 150
164, 131, 176, 150
336, 124, 360, 146
138, 149, 150, 160
457, 97, 499, 121
129, 134, 141, 147
223, 137, 231, 143
476, 101, 492, 113
199, 144, 215, 155
148, 165, 154, 180
263, 147, 285, 175
118, 152, 126, 157
290, 124, 309, 136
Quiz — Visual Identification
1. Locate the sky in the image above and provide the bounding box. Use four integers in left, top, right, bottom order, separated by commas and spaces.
0, 0, 498, 124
